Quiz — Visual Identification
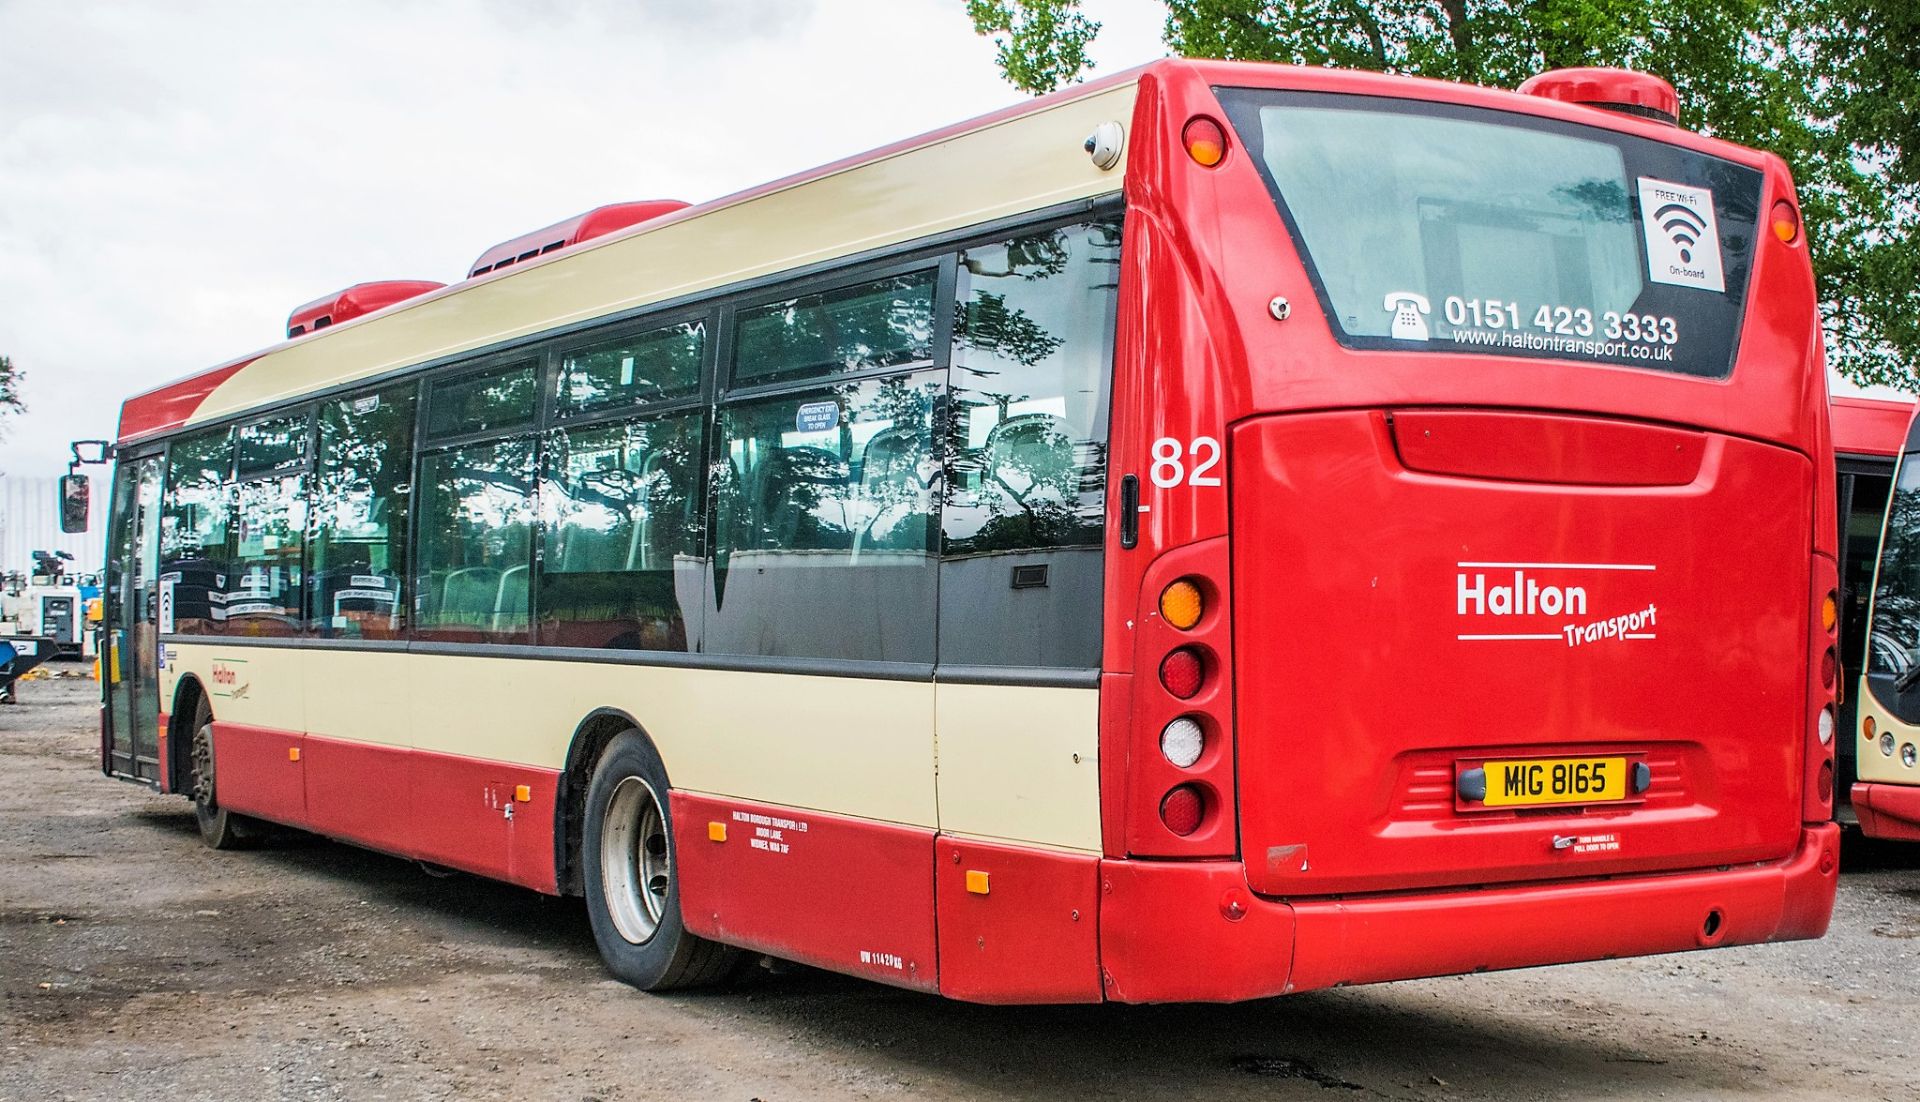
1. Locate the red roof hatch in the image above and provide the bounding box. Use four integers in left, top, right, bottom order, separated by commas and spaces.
466, 200, 690, 279
1518, 67, 1680, 127
287, 280, 446, 339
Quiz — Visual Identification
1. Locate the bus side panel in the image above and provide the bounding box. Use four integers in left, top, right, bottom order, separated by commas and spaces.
301, 734, 415, 859
673, 793, 938, 993
211, 722, 308, 827
409, 748, 560, 892
933, 837, 1102, 1004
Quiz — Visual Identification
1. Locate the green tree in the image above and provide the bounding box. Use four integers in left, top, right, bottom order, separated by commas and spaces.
0, 355, 22, 432
967, 0, 1920, 388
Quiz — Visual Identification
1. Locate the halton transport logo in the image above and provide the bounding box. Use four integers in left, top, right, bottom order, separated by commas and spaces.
1454, 561, 1659, 648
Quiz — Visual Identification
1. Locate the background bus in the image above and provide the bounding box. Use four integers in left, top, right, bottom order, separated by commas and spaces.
1855, 405, 1920, 841
1832, 391, 1913, 826
91, 58, 1838, 1003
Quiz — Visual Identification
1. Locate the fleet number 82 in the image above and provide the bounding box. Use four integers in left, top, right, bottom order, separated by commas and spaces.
1150, 437, 1222, 488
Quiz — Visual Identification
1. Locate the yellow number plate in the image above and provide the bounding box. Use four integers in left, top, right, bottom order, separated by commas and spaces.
1482, 756, 1628, 808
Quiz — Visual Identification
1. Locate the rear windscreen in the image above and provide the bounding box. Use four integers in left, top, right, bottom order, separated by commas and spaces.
1216, 89, 1764, 378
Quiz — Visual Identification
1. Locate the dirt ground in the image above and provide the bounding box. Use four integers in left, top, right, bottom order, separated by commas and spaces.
2, 675, 1918, 1102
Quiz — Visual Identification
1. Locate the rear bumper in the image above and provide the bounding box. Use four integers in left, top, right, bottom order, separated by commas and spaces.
1853, 782, 1920, 842
1098, 824, 1838, 1003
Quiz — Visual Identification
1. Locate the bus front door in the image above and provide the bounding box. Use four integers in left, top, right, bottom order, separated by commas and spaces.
104, 454, 164, 784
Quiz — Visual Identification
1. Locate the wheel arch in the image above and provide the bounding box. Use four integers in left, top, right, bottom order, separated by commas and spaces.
556, 707, 663, 897
167, 674, 209, 796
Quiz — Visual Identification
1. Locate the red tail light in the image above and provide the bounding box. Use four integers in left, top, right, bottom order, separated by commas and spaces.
1160, 785, 1205, 835
1160, 647, 1204, 699
1821, 648, 1836, 690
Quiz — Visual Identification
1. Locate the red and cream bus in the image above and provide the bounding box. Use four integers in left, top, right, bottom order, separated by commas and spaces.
93, 59, 1839, 1003
1855, 403, 1920, 841
1831, 392, 1913, 825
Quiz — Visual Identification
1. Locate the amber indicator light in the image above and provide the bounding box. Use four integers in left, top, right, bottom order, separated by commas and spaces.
1183, 117, 1228, 167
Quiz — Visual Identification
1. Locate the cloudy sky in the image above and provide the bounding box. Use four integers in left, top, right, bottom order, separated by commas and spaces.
0, 0, 1169, 479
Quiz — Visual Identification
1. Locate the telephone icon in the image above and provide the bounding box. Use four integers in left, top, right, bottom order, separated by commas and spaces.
1384, 291, 1432, 342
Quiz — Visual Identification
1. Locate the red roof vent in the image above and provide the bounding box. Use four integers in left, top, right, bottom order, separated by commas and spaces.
1518, 67, 1680, 127
287, 280, 445, 339
466, 200, 690, 279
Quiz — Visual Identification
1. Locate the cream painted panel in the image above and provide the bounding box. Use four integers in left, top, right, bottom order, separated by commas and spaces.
405, 655, 938, 829
165, 641, 306, 733
934, 683, 1100, 852
302, 649, 412, 748
195, 84, 1138, 422
1856, 683, 1920, 786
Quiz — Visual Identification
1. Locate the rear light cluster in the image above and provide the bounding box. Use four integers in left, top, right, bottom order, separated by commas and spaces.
1127, 539, 1236, 856
1804, 564, 1840, 821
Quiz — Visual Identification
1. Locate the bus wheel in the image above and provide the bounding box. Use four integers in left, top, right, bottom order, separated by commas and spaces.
582, 730, 737, 990
188, 700, 256, 850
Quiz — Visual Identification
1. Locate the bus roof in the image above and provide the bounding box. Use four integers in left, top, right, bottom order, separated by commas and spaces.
1832, 394, 1915, 458
116, 58, 1794, 446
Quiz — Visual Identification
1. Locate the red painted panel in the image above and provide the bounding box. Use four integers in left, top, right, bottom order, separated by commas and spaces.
303, 734, 414, 857
934, 838, 1101, 1004
1854, 783, 1920, 842
673, 793, 937, 993
1284, 825, 1838, 994
211, 722, 307, 827
1831, 396, 1913, 458
116, 359, 253, 444
408, 748, 559, 893
1231, 411, 1808, 896
1098, 858, 1294, 1004
1392, 410, 1706, 487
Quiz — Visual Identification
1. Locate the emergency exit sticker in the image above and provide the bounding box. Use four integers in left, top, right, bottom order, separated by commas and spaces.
1637, 177, 1724, 292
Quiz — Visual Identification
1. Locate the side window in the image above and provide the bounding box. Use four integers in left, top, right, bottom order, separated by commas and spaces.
227, 414, 310, 635
733, 270, 937, 387
941, 220, 1121, 668
539, 411, 704, 650
311, 385, 417, 639
415, 438, 536, 643
160, 425, 234, 634
556, 319, 705, 415
426, 361, 537, 438
709, 370, 942, 663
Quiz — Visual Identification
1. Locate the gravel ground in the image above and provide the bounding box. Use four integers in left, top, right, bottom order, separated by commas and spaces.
2, 674, 1918, 1102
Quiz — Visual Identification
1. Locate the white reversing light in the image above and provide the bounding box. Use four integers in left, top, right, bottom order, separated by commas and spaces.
1818, 709, 1835, 746
1160, 717, 1205, 769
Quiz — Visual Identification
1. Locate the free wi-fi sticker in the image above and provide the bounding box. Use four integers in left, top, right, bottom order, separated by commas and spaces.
1637, 177, 1724, 292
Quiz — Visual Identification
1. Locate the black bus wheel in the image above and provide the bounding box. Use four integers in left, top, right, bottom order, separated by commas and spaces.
581, 729, 737, 990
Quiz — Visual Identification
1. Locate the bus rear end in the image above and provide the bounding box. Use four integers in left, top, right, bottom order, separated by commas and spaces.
1097, 61, 1838, 1001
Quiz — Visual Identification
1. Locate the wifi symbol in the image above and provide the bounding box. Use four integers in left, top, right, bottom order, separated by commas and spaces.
1654, 202, 1708, 263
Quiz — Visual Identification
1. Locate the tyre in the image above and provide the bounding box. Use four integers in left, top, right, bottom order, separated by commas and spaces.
187, 698, 258, 850
582, 729, 737, 990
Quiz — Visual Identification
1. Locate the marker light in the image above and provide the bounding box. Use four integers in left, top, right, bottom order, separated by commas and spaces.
1160, 785, 1205, 835
1906, 743, 1919, 768
1771, 200, 1802, 244
1183, 117, 1228, 167
1821, 592, 1838, 633
1865, 715, 1877, 742
1160, 579, 1204, 630
1160, 647, 1205, 699
1160, 716, 1205, 768
1883, 731, 1898, 756
1818, 707, 1835, 746
1822, 648, 1837, 690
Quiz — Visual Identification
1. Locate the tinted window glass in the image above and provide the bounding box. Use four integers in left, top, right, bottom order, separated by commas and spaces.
227, 471, 306, 634
557, 319, 705, 415
1217, 89, 1762, 378
941, 221, 1119, 668
734, 271, 937, 387
160, 426, 232, 634
416, 438, 536, 643
710, 370, 942, 662
311, 385, 416, 639
236, 414, 308, 475
540, 412, 704, 650
427, 362, 537, 438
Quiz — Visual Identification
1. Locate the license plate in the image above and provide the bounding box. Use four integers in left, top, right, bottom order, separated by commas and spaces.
1481, 756, 1628, 808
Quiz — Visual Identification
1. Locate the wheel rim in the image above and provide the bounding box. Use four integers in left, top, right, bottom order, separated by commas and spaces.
599, 776, 670, 945
191, 721, 216, 809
